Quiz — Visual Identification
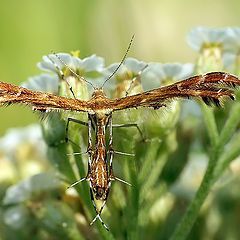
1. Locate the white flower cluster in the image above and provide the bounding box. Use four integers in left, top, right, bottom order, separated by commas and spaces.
187, 26, 240, 69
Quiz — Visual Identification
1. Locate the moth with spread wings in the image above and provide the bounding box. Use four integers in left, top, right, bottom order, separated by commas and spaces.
0, 71, 240, 230
1, 72, 238, 111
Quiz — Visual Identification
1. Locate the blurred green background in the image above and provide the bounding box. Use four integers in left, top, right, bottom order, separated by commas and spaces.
1, 1, 240, 239
0, 0, 239, 135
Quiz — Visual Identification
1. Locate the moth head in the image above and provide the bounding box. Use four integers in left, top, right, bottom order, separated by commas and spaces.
91, 88, 107, 98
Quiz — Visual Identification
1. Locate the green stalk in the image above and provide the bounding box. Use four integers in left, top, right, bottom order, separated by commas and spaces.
200, 104, 219, 147
170, 105, 219, 240
170, 99, 240, 240
170, 147, 218, 240
216, 103, 240, 150
214, 130, 240, 181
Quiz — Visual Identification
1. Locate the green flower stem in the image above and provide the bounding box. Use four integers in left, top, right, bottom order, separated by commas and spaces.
170, 98, 240, 240
216, 103, 240, 150
170, 105, 220, 240
125, 151, 140, 240
46, 144, 77, 184
70, 136, 92, 208
200, 104, 219, 147
139, 183, 167, 226
170, 147, 219, 240
140, 152, 168, 204
214, 130, 240, 181
138, 140, 160, 186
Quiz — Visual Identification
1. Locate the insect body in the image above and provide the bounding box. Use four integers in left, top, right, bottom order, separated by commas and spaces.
65, 89, 133, 230
89, 112, 110, 201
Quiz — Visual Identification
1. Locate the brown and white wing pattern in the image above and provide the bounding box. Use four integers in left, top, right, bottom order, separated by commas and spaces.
0, 81, 90, 112
109, 72, 240, 111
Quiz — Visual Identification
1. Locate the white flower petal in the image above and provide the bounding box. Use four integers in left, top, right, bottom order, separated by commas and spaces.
0, 125, 46, 158
82, 54, 104, 72
187, 27, 236, 53
37, 59, 58, 72
3, 180, 31, 204
125, 58, 147, 73
141, 63, 165, 90
142, 62, 194, 90
38, 53, 104, 82
22, 73, 58, 94
3, 173, 60, 205
4, 205, 28, 229
174, 63, 194, 80
71, 56, 83, 70
223, 52, 237, 69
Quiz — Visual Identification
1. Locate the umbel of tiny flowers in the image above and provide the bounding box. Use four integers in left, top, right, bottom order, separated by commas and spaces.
225, 27, 240, 75
187, 26, 238, 73
22, 74, 59, 94
142, 62, 194, 139
141, 62, 194, 89
0, 124, 46, 160
38, 53, 105, 100
102, 57, 147, 98
0, 124, 47, 184
101, 58, 148, 134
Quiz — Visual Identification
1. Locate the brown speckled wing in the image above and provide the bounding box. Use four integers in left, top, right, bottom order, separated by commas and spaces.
0, 81, 90, 112
109, 72, 240, 111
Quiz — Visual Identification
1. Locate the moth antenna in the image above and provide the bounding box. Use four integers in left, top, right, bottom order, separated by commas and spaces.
47, 55, 77, 99
125, 64, 148, 97
50, 50, 95, 89
101, 34, 135, 88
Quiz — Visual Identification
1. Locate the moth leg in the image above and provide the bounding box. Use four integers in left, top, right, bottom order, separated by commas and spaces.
125, 64, 148, 97
65, 117, 93, 163
112, 123, 145, 141
90, 190, 109, 227
65, 117, 88, 143
109, 117, 132, 185
113, 151, 135, 156
109, 122, 142, 156
66, 117, 93, 190
47, 55, 77, 99
86, 115, 93, 167
112, 176, 132, 186
67, 177, 86, 188
89, 188, 109, 231
108, 115, 114, 169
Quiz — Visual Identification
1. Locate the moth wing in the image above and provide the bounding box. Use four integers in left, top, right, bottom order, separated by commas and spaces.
109, 72, 240, 111
0, 81, 92, 112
